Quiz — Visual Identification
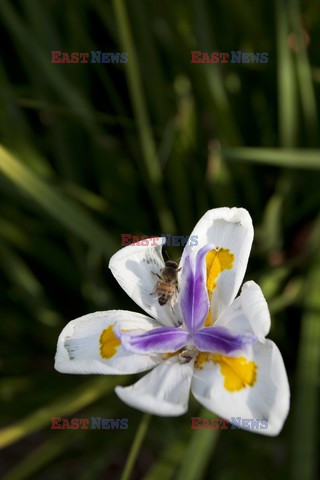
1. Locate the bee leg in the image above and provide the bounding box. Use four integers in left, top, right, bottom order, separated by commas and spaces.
172, 315, 182, 327
179, 355, 192, 364
170, 294, 183, 326
151, 271, 161, 279
169, 298, 180, 323
173, 314, 182, 328
167, 298, 174, 313
150, 281, 159, 296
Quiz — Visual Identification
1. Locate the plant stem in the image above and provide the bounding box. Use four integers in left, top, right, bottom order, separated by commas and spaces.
112, 0, 176, 234
120, 413, 151, 480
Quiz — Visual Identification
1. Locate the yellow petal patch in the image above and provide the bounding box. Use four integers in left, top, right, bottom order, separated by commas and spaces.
99, 325, 121, 359
213, 354, 257, 391
206, 248, 235, 296
205, 248, 234, 326
204, 311, 213, 327
194, 352, 208, 369
194, 353, 257, 392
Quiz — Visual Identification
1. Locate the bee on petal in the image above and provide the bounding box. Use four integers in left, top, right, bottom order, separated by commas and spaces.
151, 260, 180, 307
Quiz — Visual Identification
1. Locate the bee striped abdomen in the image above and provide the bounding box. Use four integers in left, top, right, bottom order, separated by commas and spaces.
159, 295, 168, 306
156, 283, 176, 306
151, 260, 180, 307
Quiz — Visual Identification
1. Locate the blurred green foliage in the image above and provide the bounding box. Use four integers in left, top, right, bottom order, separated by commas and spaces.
0, 0, 319, 479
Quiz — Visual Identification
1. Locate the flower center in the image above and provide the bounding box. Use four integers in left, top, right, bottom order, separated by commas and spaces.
162, 345, 199, 364
178, 345, 199, 364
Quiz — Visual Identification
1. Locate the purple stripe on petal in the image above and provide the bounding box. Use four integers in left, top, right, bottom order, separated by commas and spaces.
193, 326, 257, 354
194, 243, 215, 281
120, 327, 190, 354
180, 245, 214, 334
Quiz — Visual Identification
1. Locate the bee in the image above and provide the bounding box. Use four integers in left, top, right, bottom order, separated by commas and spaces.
151, 260, 181, 307
178, 346, 198, 364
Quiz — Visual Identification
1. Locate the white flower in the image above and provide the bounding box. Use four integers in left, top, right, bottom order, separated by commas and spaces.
55, 207, 290, 435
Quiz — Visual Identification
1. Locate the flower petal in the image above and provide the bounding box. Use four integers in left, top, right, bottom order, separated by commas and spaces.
215, 281, 271, 341
119, 327, 190, 354
115, 357, 193, 416
54, 311, 161, 375
193, 326, 256, 354
192, 339, 290, 436
180, 247, 210, 333
182, 207, 254, 322
109, 238, 179, 326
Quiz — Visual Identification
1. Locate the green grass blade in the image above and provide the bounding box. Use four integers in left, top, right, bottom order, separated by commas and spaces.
176, 408, 220, 480
289, 0, 318, 145
192, 0, 241, 145
0, 242, 61, 326
290, 263, 320, 480
127, 0, 169, 125
221, 147, 320, 169
0, 376, 126, 449
142, 438, 186, 480
0, 217, 77, 287
0, 0, 99, 136
3, 435, 75, 480
111, 0, 161, 185
0, 146, 117, 255
268, 277, 302, 314
276, 0, 299, 147
0, 242, 45, 300
111, 0, 175, 233
15, 97, 135, 129
120, 413, 151, 480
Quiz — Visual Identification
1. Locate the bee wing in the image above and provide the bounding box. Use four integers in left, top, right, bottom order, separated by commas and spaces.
142, 247, 164, 272
109, 238, 179, 327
